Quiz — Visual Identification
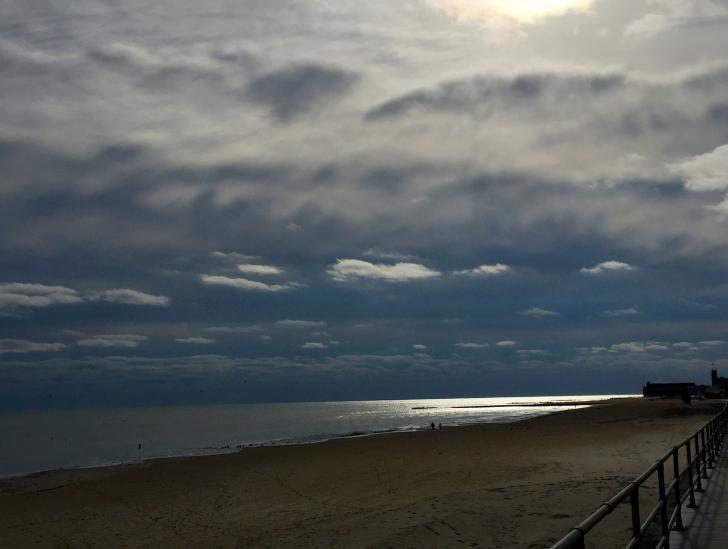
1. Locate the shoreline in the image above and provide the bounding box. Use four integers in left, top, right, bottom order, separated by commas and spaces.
3, 397, 720, 548
1, 398, 610, 482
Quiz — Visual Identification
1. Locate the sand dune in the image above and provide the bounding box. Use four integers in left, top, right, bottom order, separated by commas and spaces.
0, 398, 721, 548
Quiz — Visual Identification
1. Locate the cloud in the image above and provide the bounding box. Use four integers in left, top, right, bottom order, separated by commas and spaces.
88, 288, 170, 306
246, 64, 357, 121
0, 283, 170, 313
366, 72, 626, 121
413, 344, 428, 350
363, 249, 417, 261
205, 325, 263, 333
425, 0, 593, 27
328, 259, 441, 283
625, 0, 728, 37
453, 263, 511, 276
698, 340, 726, 346
175, 337, 215, 345
669, 144, 728, 191
604, 307, 641, 317
211, 251, 259, 262
610, 341, 669, 353
0, 339, 66, 355
0, 283, 83, 311
237, 264, 283, 276
580, 261, 635, 275
516, 349, 547, 356
276, 320, 327, 328
496, 340, 519, 347
517, 307, 560, 317
200, 275, 298, 292
301, 342, 326, 349
455, 342, 489, 349
76, 334, 148, 348
575, 346, 609, 354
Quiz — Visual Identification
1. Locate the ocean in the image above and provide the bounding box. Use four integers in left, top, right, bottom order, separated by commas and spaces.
0, 394, 635, 479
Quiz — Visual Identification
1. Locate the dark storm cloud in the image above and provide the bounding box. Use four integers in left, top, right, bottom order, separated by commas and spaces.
2, 0, 728, 408
365, 72, 626, 120
246, 63, 358, 121
365, 65, 728, 125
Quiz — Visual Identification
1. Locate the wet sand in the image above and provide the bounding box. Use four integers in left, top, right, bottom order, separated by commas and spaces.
0, 398, 721, 548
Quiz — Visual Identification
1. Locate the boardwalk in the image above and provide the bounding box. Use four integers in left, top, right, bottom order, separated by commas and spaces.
671, 440, 728, 548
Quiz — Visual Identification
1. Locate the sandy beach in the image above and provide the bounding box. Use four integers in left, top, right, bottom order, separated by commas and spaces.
0, 398, 722, 549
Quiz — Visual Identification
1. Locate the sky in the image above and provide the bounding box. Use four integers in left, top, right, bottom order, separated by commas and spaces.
2, 0, 728, 409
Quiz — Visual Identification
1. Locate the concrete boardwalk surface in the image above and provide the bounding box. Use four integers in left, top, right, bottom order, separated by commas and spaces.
670, 442, 728, 548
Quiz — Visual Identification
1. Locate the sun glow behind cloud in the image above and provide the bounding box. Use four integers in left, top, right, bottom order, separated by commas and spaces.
426, 0, 593, 26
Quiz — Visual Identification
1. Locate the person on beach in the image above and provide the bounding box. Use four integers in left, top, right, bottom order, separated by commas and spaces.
430, 422, 435, 430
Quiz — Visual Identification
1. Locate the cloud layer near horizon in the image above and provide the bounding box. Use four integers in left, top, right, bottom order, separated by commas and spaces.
2, 0, 728, 408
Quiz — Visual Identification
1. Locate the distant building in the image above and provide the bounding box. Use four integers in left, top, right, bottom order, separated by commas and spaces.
642, 382, 696, 398
711, 369, 728, 388
709, 369, 728, 397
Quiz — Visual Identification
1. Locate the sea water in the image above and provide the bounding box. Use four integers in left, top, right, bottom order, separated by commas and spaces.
0, 394, 635, 478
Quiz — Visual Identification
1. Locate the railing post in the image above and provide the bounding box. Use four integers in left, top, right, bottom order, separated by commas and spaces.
658, 462, 670, 548
630, 485, 641, 543
672, 447, 684, 530
695, 435, 705, 489
686, 441, 697, 507
701, 429, 710, 476
707, 423, 714, 468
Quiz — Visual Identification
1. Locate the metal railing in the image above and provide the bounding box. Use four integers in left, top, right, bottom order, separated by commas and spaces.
551, 403, 728, 549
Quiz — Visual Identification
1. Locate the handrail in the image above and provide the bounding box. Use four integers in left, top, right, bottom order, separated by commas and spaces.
551, 403, 728, 549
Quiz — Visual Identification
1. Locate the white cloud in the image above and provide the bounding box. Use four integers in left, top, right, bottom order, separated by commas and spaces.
76, 334, 148, 348
200, 275, 297, 292
453, 263, 511, 276
276, 320, 327, 328
698, 340, 726, 347
496, 340, 519, 347
455, 342, 489, 349
88, 288, 170, 306
327, 259, 441, 283
237, 264, 283, 276
604, 307, 641, 317
0, 339, 67, 355
580, 261, 635, 275
610, 341, 669, 353
669, 144, 728, 192
175, 337, 215, 344
517, 307, 560, 317
626, 0, 728, 37
0, 283, 83, 311
413, 344, 428, 350
426, 0, 593, 27
301, 342, 326, 349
